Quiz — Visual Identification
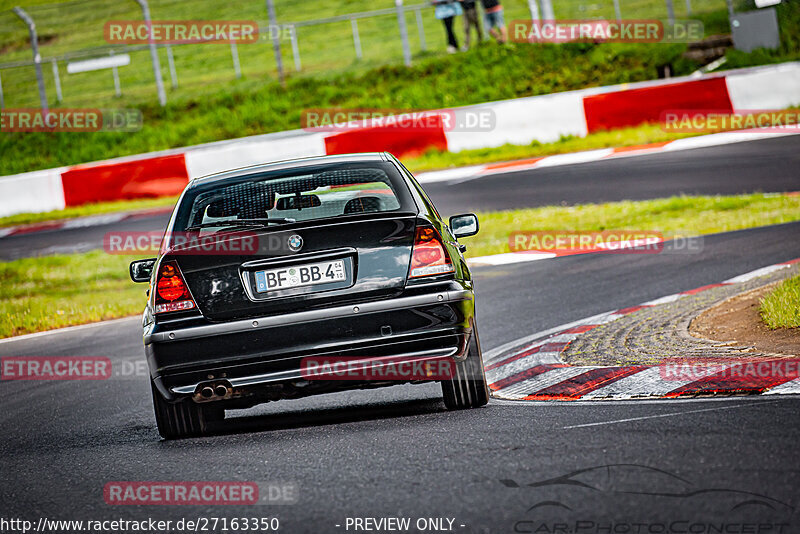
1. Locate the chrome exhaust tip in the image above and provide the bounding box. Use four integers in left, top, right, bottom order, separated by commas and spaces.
200, 386, 214, 398
214, 384, 228, 397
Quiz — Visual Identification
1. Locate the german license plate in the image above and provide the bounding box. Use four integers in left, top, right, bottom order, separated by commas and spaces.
255, 259, 346, 293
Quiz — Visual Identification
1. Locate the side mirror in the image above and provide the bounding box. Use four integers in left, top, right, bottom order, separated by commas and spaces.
130, 258, 156, 283
449, 213, 479, 238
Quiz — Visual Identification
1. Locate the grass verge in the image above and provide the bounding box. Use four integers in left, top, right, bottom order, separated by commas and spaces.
3, 192, 800, 338
0, 251, 145, 338
759, 275, 800, 329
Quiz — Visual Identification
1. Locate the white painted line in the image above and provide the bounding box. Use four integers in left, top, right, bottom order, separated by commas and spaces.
534, 149, 614, 168
640, 293, 683, 306
61, 213, 127, 229
467, 251, 556, 266
603, 146, 669, 159
562, 400, 780, 429
471, 238, 667, 267
415, 165, 485, 184
595, 312, 626, 325
723, 263, 791, 284
763, 377, 800, 395
0, 316, 140, 345
664, 129, 800, 153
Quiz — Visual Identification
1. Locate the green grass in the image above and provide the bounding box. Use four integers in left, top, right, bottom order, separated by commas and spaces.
459, 193, 800, 257
3, 191, 800, 338
0, 250, 146, 338
724, 0, 800, 69
0, 0, 729, 109
760, 274, 800, 329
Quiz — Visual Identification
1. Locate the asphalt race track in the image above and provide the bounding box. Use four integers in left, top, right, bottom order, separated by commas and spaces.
1, 137, 800, 532
2, 135, 799, 261
426, 134, 800, 214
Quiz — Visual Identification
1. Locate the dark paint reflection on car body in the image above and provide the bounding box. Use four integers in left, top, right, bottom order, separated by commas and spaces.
129, 152, 489, 439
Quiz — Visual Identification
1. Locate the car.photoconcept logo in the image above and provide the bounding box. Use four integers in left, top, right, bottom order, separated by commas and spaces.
287, 234, 303, 252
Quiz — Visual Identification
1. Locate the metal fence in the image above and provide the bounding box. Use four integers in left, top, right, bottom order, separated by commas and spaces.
0, 0, 731, 110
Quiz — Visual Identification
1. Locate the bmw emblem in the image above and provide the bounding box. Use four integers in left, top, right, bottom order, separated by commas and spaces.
287, 234, 303, 252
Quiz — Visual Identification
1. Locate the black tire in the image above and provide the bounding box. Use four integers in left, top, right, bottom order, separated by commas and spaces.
150, 382, 223, 439
441, 326, 490, 410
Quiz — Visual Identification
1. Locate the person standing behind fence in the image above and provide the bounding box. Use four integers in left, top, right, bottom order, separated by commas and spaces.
459, 0, 483, 50
432, 0, 463, 54
481, 0, 507, 44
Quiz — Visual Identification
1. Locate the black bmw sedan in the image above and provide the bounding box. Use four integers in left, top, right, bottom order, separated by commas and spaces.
129, 152, 488, 439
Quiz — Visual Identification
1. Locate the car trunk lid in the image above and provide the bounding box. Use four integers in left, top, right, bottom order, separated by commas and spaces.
170, 213, 416, 321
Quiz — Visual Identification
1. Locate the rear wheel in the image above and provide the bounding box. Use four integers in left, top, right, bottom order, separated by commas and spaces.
151, 382, 223, 439
441, 327, 490, 410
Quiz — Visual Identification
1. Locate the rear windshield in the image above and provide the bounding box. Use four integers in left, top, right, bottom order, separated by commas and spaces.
172, 162, 415, 232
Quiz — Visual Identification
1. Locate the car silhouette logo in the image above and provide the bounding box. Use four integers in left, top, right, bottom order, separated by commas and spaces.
288, 234, 303, 251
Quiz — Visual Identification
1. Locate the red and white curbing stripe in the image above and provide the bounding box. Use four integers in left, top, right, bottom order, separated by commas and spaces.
466, 236, 666, 267
485, 258, 800, 401
2, 62, 799, 218
417, 126, 800, 185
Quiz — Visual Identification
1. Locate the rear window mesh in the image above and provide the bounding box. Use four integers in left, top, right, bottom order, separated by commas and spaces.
185, 167, 401, 229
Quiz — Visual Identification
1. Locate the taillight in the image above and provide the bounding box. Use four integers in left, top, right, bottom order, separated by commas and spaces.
409, 226, 454, 279
153, 261, 197, 314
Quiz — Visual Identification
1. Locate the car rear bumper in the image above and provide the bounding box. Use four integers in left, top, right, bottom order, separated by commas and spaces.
145, 283, 475, 401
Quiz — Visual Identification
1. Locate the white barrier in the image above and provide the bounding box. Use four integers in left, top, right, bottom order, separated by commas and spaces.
184, 131, 327, 180
444, 90, 589, 152
726, 62, 800, 110
0, 167, 66, 217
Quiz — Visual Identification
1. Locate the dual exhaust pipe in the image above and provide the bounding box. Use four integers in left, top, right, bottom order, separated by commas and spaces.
194, 380, 232, 402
